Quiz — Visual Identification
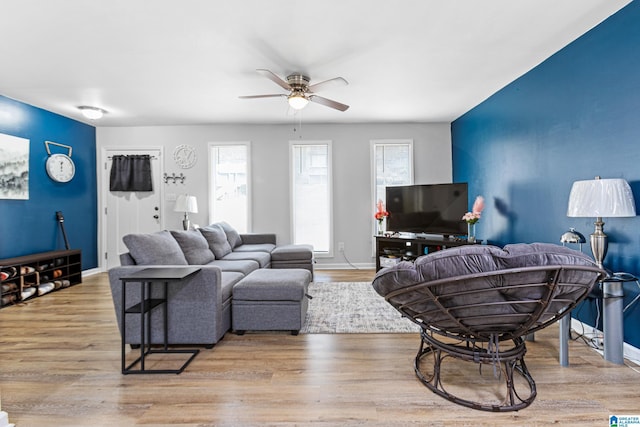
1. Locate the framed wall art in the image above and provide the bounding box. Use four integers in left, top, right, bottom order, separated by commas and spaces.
0, 132, 29, 200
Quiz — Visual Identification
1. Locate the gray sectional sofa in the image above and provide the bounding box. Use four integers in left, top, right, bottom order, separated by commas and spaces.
107, 222, 313, 347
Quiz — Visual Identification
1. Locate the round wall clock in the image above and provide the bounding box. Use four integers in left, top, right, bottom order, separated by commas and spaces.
173, 144, 197, 169
46, 153, 76, 183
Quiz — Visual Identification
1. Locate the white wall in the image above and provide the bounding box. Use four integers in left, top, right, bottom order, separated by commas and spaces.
97, 122, 452, 268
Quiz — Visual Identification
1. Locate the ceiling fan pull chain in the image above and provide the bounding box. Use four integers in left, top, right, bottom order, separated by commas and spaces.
292, 110, 304, 139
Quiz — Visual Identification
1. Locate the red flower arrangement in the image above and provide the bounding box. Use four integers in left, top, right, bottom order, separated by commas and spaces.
375, 199, 389, 222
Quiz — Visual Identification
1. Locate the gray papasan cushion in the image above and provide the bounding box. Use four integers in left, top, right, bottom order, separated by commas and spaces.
372, 243, 599, 333
122, 230, 188, 265
170, 229, 216, 265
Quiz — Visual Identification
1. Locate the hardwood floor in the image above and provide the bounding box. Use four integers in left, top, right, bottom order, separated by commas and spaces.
1, 269, 639, 426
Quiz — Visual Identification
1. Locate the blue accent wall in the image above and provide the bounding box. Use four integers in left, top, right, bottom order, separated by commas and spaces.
452, 1, 640, 349
0, 95, 97, 270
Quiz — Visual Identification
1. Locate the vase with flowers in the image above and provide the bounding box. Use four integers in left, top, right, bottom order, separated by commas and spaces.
462, 196, 484, 243
375, 199, 389, 235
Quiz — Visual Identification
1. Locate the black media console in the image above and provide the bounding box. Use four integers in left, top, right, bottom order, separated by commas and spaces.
375, 234, 479, 271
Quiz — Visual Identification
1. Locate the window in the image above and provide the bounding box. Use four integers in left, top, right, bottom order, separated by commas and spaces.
372, 140, 414, 208
371, 140, 413, 246
208, 143, 250, 233
291, 141, 332, 254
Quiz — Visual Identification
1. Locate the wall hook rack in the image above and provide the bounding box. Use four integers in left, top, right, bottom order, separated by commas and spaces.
163, 172, 185, 184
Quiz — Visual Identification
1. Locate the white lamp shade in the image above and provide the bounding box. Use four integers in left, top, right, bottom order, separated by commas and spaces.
567, 178, 636, 218
174, 194, 198, 213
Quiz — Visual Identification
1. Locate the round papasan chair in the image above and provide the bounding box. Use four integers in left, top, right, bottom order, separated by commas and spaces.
371, 242, 604, 412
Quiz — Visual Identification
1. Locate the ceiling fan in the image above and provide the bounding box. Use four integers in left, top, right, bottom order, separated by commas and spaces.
239, 69, 349, 112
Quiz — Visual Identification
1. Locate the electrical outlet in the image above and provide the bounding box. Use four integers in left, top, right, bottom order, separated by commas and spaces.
338, 242, 345, 252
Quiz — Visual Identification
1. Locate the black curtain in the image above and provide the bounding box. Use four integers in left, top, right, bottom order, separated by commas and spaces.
109, 155, 153, 191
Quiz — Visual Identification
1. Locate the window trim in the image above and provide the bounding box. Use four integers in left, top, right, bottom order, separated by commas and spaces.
370, 139, 414, 255
370, 139, 414, 207
207, 141, 252, 232
289, 140, 333, 257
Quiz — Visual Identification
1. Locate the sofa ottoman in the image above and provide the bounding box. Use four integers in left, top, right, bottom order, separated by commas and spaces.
232, 268, 312, 335
270, 244, 314, 274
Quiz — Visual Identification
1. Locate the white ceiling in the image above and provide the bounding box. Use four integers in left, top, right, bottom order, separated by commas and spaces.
0, 0, 631, 127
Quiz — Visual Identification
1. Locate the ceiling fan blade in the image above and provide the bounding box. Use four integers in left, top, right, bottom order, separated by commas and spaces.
308, 77, 348, 93
239, 94, 286, 99
256, 69, 291, 91
309, 95, 349, 112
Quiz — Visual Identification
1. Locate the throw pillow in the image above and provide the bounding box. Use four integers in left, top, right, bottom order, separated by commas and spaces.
199, 224, 233, 258
170, 229, 216, 265
122, 230, 188, 265
217, 221, 243, 248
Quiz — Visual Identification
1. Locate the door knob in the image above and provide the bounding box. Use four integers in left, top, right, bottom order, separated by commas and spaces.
153, 215, 159, 219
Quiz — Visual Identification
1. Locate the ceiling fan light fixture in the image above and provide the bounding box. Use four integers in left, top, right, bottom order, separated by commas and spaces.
243, 69, 348, 112
78, 106, 106, 120
287, 93, 309, 110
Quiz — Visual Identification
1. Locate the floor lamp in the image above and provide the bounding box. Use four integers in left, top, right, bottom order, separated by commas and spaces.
175, 194, 198, 230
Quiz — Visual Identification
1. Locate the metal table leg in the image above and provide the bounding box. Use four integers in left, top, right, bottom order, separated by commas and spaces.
559, 314, 570, 367
603, 280, 624, 365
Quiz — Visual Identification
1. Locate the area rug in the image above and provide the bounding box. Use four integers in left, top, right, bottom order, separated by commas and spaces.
300, 281, 421, 334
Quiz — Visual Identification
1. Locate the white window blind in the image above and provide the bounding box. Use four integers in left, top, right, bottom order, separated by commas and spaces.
291, 141, 332, 254
208, 143, 250, 233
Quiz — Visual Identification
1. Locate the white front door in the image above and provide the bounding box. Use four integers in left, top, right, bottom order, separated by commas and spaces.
102, 148, 163, 269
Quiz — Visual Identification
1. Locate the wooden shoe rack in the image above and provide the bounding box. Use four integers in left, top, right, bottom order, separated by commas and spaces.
0, 249, 82, 309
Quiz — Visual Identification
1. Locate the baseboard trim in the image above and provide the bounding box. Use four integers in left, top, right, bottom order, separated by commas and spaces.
82, 268, 102, 277
570, 318, 640, 364
315, 262, 376, 270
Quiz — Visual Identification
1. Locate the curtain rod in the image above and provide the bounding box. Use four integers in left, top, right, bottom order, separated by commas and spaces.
107, 155, 158, 159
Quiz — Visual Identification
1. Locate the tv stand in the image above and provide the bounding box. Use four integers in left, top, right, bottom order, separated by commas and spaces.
375, 234, 479, 271
414, 232, 452, 240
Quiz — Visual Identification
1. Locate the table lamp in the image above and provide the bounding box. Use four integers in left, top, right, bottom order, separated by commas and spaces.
566, 176, 636, 270
175, 194, 198, 230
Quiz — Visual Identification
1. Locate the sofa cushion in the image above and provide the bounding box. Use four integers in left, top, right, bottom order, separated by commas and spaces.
221, 251, 271, 268
239, 233, 276, 245
221, 271, 245, 303
271, 244, 313, 261
170, 229, 216, 265
208, 259, 260, 276
218, 221, 243, 248
122, 230, 188, 265
199, 225, 233, 258
234, 243, 276, 253
232, 269, 311, 301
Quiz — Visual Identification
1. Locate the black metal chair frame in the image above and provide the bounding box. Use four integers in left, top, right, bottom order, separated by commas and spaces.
383, 264, 604, 412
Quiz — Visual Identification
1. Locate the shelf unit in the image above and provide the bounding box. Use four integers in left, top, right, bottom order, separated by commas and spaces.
375, 235, 479, 271
0, 249, 82, 308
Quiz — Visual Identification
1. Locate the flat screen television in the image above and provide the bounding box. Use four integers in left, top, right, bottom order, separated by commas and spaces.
385, 183, 468, 236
